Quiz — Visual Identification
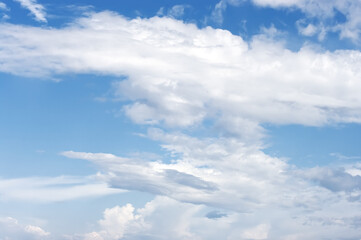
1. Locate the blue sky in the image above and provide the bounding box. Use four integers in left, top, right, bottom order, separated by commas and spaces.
1, 0, 361, 239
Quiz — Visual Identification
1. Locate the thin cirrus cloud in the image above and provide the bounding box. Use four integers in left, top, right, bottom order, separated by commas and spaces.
13, 0, 47, 22
0, 175, 124, 203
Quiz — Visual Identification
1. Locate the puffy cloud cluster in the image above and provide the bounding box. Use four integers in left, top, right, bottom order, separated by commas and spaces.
73, 193, 361, 239
251, 0, 361, 41
0, 217, 50, 240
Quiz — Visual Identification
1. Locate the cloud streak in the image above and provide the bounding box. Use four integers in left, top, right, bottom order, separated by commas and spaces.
0, 175, 124, 202
13, 0, 47, 22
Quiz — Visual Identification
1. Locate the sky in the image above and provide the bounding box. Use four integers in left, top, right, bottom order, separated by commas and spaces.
1, 0, 361, 239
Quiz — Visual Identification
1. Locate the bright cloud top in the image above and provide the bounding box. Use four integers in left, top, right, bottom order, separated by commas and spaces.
1, 11, 361, 141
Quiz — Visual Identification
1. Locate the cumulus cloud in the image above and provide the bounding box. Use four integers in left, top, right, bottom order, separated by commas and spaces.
74, 196, 361, 240
1, 12, 361, 141
13, 0, 47, 22
0, 217, 50, 240
0, 175, 124, 202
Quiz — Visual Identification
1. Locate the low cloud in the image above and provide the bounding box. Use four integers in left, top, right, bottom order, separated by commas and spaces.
0, 217, 50, 240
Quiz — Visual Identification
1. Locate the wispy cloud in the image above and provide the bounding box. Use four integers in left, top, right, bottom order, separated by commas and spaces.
330, 152, 361, 161
251, 0, 361, 42
0, 175, 124, 203
13, 0, 47, 22
157, 4, 191, 19
210, 0, 244, 25
0, 2, 9, 11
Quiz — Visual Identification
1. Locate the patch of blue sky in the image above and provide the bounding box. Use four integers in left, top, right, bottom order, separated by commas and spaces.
0, 73, 163, 177
264, 124, 361, 168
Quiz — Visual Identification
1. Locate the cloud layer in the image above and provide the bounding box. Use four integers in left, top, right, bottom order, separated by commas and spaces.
62, 128, 361, 239
1, 11, 361, 141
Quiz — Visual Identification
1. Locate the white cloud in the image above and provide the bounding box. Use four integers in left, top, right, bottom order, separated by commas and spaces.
210, 0, 244, 25
240, 224, 270, 240
75, 195, 361, 240
86, 204, 138, 240
168, 5, 189, 19
251, 0, 303, 8
0, 1, 9, 20
13, 0, 47, 22
250, 0, 361, 42
296, 21, 318, 37
0, 175, 124, 203
0, 2, 9, 11
0, 217, 50, 240
157, 5, 190, 19
25, 225, 50, 236
61, 130, 296, 212
1, 12, 361, 140
2, 11, 361, 239
61, 126, 361, 239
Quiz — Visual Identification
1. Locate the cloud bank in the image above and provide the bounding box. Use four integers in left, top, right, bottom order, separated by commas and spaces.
1, 11, 361, 141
